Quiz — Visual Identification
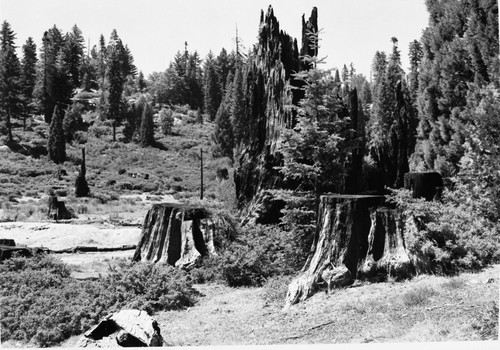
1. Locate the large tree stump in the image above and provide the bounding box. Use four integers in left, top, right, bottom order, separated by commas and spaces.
132, 204, 215, 268
284, 194, 416, 308
404, 172, 443, 200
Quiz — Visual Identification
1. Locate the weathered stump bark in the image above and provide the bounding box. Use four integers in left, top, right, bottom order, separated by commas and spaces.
404, 172, 443, 200
284, 194, 416, 308
133, 204, 215, 268
358, 207, 412, 280
47, 196, 76, 220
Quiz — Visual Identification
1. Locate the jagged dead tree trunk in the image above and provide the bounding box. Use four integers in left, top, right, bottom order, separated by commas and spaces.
133, 204, 216, 268
284, 194, 417, 308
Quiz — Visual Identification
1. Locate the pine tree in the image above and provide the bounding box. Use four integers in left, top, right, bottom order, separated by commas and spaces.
368, 38, 411, 188
341, 64, 349, 82
20, 37, 37, 117
414, 0, 498, 174
102, 29, 126, 123
0, 21, 22, 142
408, 39, 423, 100
65, 25, 85, 88
48, 104, 66, 163
136, 71, 146, 92
213, 101, 234, 159
139, 97, 154, 147
203, 52, 221, 121
231, 64, 247, 147
37, 26, 68, 124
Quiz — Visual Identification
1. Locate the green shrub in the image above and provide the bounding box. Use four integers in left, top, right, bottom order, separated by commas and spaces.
261, 275, 293, 304
88, 122, 109, 138
0, 254, 198, 347
473, 301, 499, 340
389, 189, 500, 273
219, 224, 307, 287
402, 285, 436, 307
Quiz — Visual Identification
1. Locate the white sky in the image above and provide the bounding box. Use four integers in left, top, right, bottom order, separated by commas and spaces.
1, 0, 429, 78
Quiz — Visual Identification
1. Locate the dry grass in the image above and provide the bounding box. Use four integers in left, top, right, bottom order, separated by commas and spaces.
95, 264, 499, 347
1, 114, 228, 222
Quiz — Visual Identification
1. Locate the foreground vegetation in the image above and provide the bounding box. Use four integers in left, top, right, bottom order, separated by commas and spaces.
0, 254, 197, 347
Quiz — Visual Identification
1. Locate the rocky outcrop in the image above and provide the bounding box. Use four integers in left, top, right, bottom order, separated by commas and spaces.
77, 309, 163, 347
133, 204, 216, 268
284, 195, 422, 308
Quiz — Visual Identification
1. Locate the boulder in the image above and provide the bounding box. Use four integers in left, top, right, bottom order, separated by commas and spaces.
77, 309, 163, 347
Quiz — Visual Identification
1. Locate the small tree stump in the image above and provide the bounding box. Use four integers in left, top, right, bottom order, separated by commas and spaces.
47, 196, 76, 220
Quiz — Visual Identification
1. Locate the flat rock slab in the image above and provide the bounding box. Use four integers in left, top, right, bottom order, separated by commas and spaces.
0, 222, 141, 251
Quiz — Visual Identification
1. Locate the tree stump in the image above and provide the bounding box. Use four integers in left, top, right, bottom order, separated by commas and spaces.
47, 196, 76, 220
78, 309, 163, 347
284, 194, 417, 308
132, 204, 215, 268
404, 172, 443, 200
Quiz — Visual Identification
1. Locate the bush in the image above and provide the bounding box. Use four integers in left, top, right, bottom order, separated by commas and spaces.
88, 122, 109, 139
402, 285, 436, 306
218, 224, 307, 287
0, 254, 198, 347
389, 189, 500, 273
159, 108, 174, 135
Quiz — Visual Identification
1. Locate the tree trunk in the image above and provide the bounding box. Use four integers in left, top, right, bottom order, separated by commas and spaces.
404, 172, 443, 200
284, 194, 417, 308
47, 196, 75, 220
133, 204, 215, 268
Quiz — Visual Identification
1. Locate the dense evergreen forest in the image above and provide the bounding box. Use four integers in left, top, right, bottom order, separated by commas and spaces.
1, 0, 499, 274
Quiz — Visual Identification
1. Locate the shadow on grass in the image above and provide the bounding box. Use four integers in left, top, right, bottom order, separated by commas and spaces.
5, 139, 47, 158
152, 140, 169, 151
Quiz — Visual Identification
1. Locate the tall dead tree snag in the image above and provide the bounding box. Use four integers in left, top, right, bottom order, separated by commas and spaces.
284, 195, 416, 308
133, 204, 216, 268
75, 147, 90, 197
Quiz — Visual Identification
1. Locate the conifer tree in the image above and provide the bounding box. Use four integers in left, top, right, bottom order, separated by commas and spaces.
0, 21, 22, 142
203, 52, 221, 121
341, 64, 349, 82
48, 104, 66, 163
231, 64, 247, 147
414, 0, 498, 173
65, 25, 85, 88
136, 71, 146, 92
213, 101, 234, 159
139, 98, 154, 147
20, 37, 37, 116
101, 29, 126, 123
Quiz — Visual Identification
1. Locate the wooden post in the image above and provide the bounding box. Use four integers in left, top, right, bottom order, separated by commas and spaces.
200, 148, 204, 200
112, 120, 116, 142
